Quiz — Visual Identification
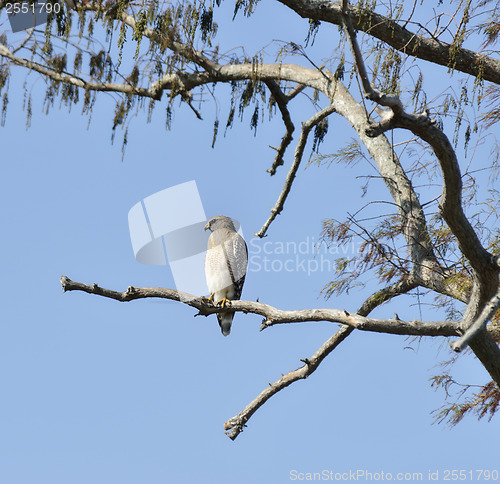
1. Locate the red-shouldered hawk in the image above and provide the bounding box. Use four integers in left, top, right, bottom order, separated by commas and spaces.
204, 216, 248, 336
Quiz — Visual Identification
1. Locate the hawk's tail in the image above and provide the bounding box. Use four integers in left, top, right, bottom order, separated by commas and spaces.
217, 312, 234, 336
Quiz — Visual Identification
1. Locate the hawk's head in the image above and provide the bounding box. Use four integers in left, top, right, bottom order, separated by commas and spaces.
205, 215, 237, 232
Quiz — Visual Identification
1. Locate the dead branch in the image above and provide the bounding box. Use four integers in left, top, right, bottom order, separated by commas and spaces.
264, 80, 295, 176
60, 276, 460, 337
452, 288, 500, 352
224, 277, 420, 439
224, 325, 353, 440
255, 103, 336, 238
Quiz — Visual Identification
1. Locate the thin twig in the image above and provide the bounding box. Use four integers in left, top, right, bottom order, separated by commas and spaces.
12, 28, 34, 54
452, 288, 500, 352
340, 0, 403, 115
255, 103, 336, 238
264, 80, 295, 176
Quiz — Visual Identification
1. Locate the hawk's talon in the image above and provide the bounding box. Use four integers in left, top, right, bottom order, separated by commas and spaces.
217, 297, 230, 308
202, 293, 215, 304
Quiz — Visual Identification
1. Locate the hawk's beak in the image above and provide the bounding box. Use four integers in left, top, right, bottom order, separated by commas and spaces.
204, 222, 210, 231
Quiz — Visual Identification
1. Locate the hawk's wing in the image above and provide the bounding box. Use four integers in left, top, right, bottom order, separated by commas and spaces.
227, 231, 248, 299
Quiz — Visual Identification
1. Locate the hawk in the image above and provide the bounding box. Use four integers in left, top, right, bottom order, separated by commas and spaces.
204, 216, 248, 336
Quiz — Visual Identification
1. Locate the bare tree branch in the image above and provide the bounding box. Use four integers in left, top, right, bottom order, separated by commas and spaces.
224, 277, 422, 439
62, 272, 483, 437
80, 3, 219, 73
264, 80, 295, 176
452, 288, 500, 352
224, 324, 353, 440
0, 43, 159, 99
342, 2, 496, 280
151, 63, 329, 101
278, 0, 500, 85
255, 103, 336, 237
285, 83, 307, 101
340, 0, 403, 115
368, 113, 497, 279
341, 3, 500, 383
60, 276, 460, 337
12, 28, 34, 54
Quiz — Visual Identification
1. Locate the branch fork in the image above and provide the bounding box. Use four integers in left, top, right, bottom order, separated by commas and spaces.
341, 0, 500, 380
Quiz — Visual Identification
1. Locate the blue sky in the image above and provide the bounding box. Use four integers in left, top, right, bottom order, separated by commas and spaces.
1, 2, 499, 483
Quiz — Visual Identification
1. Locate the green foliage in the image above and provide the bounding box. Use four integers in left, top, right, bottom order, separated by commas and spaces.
321, 213, 410, 300
309, 139, 365, 168
200, 5, 217, 45
165, 105, 172, 130
99, 52, 114, 83
481, 16, 500, 46
411, 71, 424, 111
47, 53, 67, 74
121, 126, 128, 160
1, 92, 8, 127
233, 0, 260, 19
60, 83, 79, 107
25, 93, 32, 129
238, 78, 265, 128
82, 88, 95, 117
117, 23, 127, 67
211, 118, 219, 147
379, 49, 402, 96
334, 56, 345, 81
453, 84, 469, 148
128, 65, 140, 87
73, 50, 82, 74
111, 99, 128, 142
0, 65, 9, 95
481, 86, 500, 128
132, 10, 147, 59
305, 19, 321, 47
431, 378, 500, 426
448, 0, 472, 72
43, 16, 54, 55
225, 104, 235, 132
311, 118, 328, 153
250, 105, 259, 135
